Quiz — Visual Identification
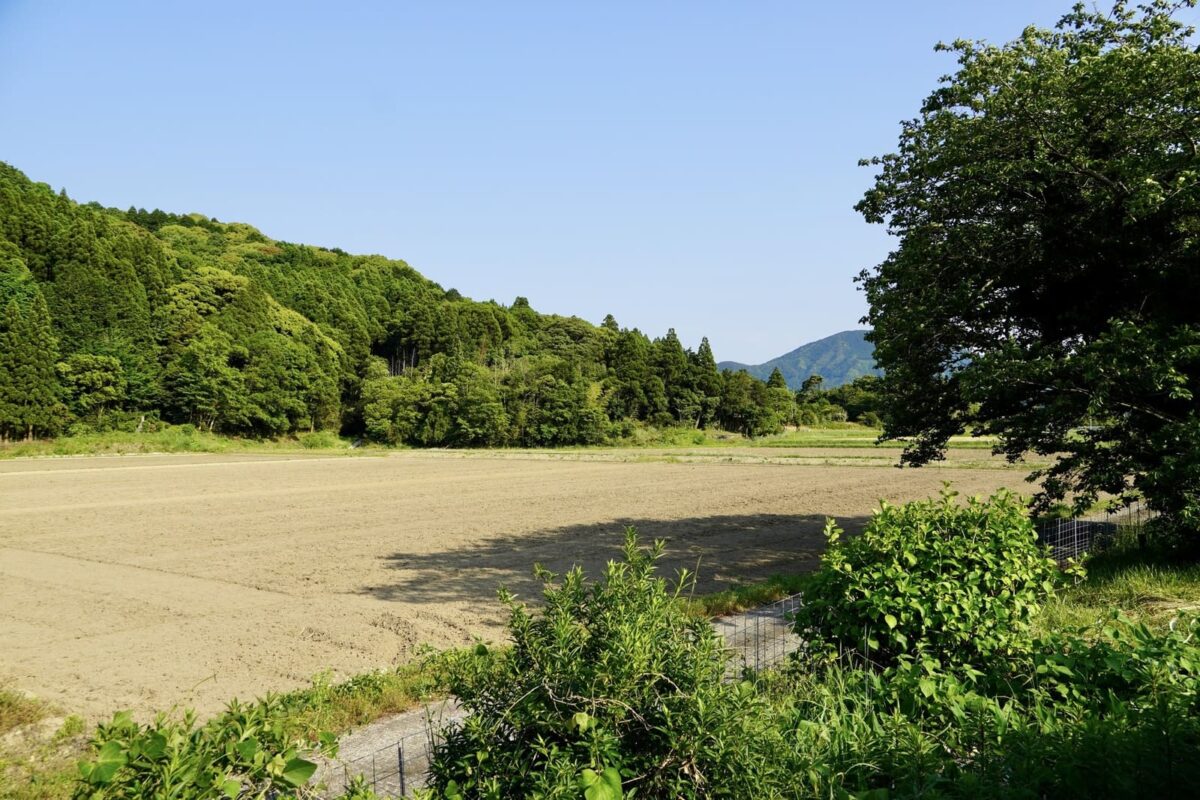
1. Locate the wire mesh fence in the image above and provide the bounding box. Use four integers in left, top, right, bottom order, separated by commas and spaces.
714, 592, 806, 676
321, 724, 443, 798
1036, 501, 1154, 562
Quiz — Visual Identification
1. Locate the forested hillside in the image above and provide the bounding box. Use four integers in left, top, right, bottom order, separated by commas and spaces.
0, 162, 822, 445
718, 330, 879, 389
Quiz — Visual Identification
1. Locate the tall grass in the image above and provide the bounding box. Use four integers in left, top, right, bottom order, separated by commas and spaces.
684, 574, 813, 617
0, 427, 357, 459
0, 688, 46, 736
1041, 544, 1200, 632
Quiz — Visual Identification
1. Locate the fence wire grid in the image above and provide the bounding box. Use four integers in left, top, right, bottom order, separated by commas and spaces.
1036, 501, 1153, 562
323, 723, 444, 798
715, 592, 806, 676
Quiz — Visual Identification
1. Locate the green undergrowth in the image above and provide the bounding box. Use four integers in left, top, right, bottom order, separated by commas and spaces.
0, 687, 47, 735
606, 424, 998, 450
1, 422, 1006, 462
411, 520, 1200, 799
1040, 545, 1200, 633
684, 574, 814, 618
262, 660, 447, 743
0, 689, 88, 800
3, 661, 446, 800
0, 426, 365, 459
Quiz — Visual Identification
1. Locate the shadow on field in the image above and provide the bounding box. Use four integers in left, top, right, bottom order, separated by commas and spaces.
358, 513, 872, 606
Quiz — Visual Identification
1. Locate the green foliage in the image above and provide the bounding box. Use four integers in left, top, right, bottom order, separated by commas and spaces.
418, 511, 1200, 800
683, 574, 813, 618
427, 531, 787, 798
716, 369, 781, 437
57, 353, 126, 424
0, 291, 66, 440
72, 662, 445, 800
795, 489, 1063, 667
74, 703, 325, 799
776, 616, 1200, 799
0, 162, 789, 447
821, 375, 884, 425
856, 1, 1200, 533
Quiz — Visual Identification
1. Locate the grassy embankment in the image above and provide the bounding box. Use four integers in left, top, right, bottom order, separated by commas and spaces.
0, 427, 361, 460
0, 423, 997, 461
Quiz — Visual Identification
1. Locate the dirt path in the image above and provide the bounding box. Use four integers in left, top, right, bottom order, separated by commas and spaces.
0, 451, 1025, 719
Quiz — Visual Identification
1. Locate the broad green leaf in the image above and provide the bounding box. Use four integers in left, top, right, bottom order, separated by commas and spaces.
280, 757, 317, 787
88, 740, 127, 785
141, 731, 167, 759
580, 766, 623, 800
236, 737, 259, 762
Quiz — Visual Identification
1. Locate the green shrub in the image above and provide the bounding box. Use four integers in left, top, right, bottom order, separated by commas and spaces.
297, 430, 344, 449
71, 662, 445, 800
795, 489, 1064, 668
858, 411, 882, 428
426, 531, 788, 799
73, 698, 334, 799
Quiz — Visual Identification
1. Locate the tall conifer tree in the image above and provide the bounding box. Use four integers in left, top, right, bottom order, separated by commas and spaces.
0, 292, 64, 440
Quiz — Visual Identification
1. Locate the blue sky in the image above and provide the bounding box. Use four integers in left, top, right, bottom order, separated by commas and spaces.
1, 1, 1095, 362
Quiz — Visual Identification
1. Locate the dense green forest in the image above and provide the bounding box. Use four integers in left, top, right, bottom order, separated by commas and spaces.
0, 163, 876, 446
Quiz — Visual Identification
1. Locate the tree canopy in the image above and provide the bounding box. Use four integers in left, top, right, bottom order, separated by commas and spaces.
0, 162, 807, 445
857, 1, 1200, 528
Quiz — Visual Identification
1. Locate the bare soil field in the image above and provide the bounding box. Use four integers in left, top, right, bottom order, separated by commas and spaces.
0, 451, 1028, 719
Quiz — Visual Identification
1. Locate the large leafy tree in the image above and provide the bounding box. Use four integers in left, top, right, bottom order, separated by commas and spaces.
57, 353, 126, 424
858, 1, 1200, 528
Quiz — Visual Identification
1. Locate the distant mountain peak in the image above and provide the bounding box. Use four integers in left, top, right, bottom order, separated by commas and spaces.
717, 330, 879, 389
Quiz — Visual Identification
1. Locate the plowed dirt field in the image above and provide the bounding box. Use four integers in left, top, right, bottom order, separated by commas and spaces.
0, 451, 1028, 718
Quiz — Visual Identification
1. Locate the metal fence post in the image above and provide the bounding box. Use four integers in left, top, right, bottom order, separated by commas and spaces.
398, 741, 407, 796
755, 611, 761, 671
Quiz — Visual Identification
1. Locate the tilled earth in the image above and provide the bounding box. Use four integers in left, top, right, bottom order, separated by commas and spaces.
0, 450, 1029, 719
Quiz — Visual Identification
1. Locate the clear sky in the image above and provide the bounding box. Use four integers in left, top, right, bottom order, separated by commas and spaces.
1, 1, 1085, 363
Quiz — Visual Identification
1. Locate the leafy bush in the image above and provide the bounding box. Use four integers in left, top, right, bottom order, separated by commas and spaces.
426, 531, 788, 799
795, 489, 1064, 668
297, 430, 344, 449
74, 700, 329, 799
71, 662, 444, 800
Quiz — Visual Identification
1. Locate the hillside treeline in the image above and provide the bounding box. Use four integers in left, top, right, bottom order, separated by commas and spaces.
0, 163, 868, 445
